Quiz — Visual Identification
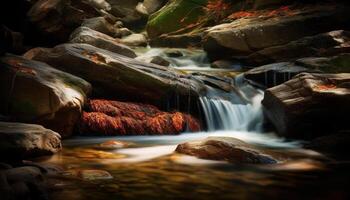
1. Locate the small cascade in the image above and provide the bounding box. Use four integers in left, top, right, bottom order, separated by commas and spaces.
199, 75, 264, 132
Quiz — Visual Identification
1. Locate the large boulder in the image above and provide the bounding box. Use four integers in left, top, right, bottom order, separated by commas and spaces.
247, 30, 350, 66
0, 122, 61, 159
203, 4, 350, 60
27, 0, 105, 43
24, 43, 206, 106
120, 33, 148, 47
0, 54, 91, 137
80, 99, 201, 135
175, 137, 277, 164
70, 27, 137, 58
262, 73, 350, 139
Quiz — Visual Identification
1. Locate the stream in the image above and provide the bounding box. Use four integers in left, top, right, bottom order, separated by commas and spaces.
38, 48, 350, 200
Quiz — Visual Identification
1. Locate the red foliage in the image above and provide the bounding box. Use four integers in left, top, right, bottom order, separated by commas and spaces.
229, 6, 295, 20
80, 99, 201, 135
314, 84, 337, 91
204, 0, 232, 22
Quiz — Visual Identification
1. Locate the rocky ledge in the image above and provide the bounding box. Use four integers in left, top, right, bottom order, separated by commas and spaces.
262, 73, 350, 139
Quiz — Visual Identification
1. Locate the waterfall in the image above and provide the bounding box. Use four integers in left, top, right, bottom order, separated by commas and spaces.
134, 47, 265, 133
199, 75, 264, 132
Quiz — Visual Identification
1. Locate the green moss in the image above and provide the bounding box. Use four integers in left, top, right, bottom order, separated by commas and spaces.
146, 0, 208, 38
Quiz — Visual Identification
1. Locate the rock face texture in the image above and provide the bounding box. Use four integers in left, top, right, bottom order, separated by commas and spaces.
295, 53, 350, 73
80, 99, 201, 135
70, 26, 137, 58
244, 62, 316, 88
203, 5, 350, 60
0, 122, 62, 159
25, 43, 206, 104
27, 0, 103, 43
246, 30, 350, 66
81, 17, 121, 38
262, 73, 350, 139
0, 54, 91, 137
176, 137, 277, 164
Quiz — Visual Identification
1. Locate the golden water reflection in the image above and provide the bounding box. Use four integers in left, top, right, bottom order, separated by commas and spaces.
42, 141, 349, 200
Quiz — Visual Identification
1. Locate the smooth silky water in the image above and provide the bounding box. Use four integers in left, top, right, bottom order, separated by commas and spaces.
39, 48, 350, 200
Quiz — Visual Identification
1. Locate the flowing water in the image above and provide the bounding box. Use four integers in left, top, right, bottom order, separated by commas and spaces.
40, 48, 350, 200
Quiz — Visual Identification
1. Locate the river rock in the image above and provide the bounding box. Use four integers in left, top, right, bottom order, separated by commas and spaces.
70, 27, 137, 58
0, 122, 61, 159
176, 137, 277, 164
81, 17, 122, 38
138, 56, 170, 66
247, 30, 350, 66
0, 54, 91, 137
150, 32, 203, 48
24, 43, 205, 104
136, 0, 168, 15
106, 0, 144, 24
244, 62, 316, 88
27, 0, 103, 43
120, 33, 148, 47
203, 4, 350, 60
80, 99, 201, 135
262, 73, 350, 139
295, 53, 350, 73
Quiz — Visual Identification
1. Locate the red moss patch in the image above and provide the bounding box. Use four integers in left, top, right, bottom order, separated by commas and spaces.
314, 84, 337, 91
80, 99, 201, 135
228, 6, 295, 20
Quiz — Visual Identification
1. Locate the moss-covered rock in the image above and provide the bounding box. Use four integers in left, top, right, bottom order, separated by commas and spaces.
146, 0, 208, 38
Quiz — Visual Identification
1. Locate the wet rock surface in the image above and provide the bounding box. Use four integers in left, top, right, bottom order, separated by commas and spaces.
70, 26, 137, 58
27, 0, 101, 43
176, 137, 278, 164
203, 4, 350, 60
0, 54, 91, 137
0, 122, 61, 159
263, 73, 350, 139
244, 62, 316, 88
25, 43, 206, 104
246, 30, 350, 66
